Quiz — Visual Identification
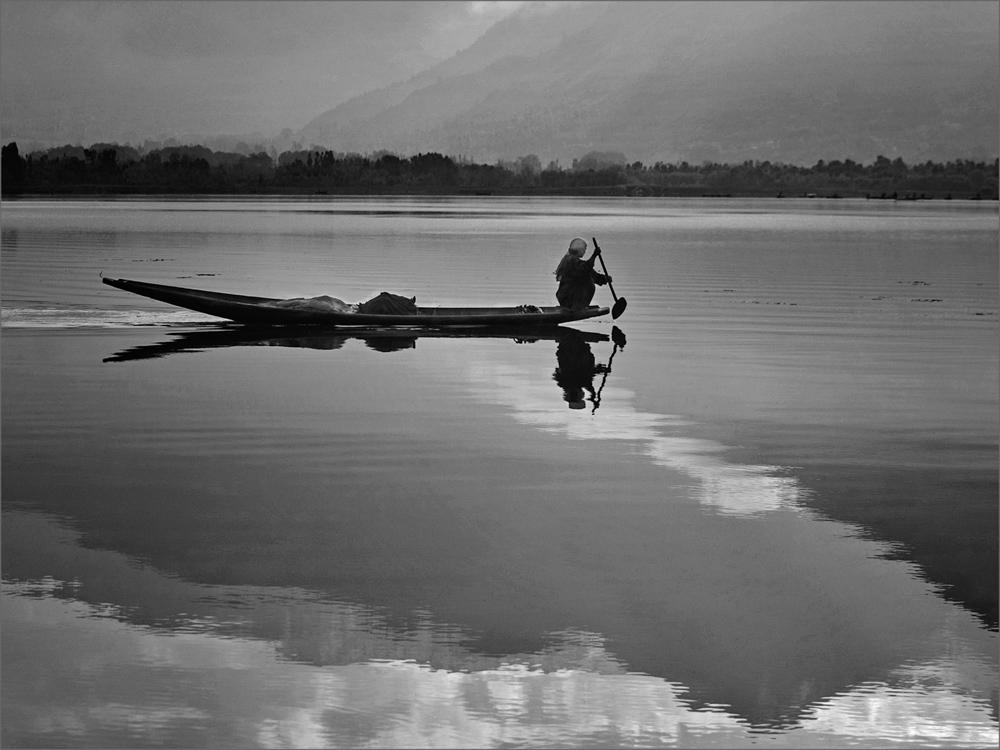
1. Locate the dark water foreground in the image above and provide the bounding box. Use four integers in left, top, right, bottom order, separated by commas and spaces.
2, 197, 997, 747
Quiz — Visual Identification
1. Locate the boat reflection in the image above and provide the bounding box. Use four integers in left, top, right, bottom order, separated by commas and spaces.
105, 324, 627, 412
104, 324, 612, 360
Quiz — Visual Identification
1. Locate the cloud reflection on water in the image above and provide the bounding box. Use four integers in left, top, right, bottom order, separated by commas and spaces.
464, 359, 802, 517
3, 584, 996, 749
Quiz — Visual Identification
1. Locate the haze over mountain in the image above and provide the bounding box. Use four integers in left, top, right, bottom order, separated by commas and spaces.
299, 1, 999, 165
0, 1, 527, 150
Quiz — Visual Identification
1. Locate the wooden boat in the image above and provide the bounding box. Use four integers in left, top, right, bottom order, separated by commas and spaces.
102, 277, 609, 327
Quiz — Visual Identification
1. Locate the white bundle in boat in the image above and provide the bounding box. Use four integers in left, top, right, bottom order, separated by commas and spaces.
265, 296, 360, 313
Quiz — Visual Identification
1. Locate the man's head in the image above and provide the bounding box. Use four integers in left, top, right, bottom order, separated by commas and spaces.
568, 237, 588, 257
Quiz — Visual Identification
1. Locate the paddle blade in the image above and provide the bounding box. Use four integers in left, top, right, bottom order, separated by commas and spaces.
611, 297, 627, 319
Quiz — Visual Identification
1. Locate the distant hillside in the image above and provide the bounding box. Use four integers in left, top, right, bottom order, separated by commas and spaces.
310, 2, 610, 132
298, 1, 999, 165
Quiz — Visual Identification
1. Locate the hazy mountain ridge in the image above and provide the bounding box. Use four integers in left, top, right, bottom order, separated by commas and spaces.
299, 1, 998, 165
308, 2, 609, 133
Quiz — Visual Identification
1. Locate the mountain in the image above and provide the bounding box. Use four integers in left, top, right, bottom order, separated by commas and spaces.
309, 2, 610, 133
298, 1, 999, 165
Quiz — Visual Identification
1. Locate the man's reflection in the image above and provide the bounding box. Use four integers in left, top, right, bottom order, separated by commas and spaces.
552, 330, 610, 410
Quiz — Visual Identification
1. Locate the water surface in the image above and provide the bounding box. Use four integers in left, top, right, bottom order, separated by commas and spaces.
2, 197, 997, 748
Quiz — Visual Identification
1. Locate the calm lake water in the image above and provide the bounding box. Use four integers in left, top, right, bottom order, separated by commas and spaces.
2, 196, 997, 748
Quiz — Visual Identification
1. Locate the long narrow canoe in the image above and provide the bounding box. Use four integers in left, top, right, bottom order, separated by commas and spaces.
102, 277, 609, 327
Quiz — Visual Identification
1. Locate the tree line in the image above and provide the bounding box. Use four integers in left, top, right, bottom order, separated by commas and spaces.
2, 142, 996, 200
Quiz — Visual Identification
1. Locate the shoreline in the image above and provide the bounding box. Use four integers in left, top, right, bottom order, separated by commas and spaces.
3, 187, 997, 201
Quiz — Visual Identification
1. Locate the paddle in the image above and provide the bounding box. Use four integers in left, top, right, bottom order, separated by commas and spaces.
591, 237, 627, 319
591, 325, 626, 413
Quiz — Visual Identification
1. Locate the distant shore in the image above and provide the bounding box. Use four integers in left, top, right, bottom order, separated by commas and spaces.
3, 186, 996, 201
3, 185, 997, 202
3, 142, 997, 201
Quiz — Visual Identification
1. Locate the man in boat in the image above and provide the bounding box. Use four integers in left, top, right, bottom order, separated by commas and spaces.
554, 237, 611, 310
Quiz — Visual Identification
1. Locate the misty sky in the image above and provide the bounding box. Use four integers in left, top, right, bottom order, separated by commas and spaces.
0, 0, 535, 144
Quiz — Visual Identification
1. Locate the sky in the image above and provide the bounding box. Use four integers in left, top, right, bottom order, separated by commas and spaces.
0, 0, 534, 146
